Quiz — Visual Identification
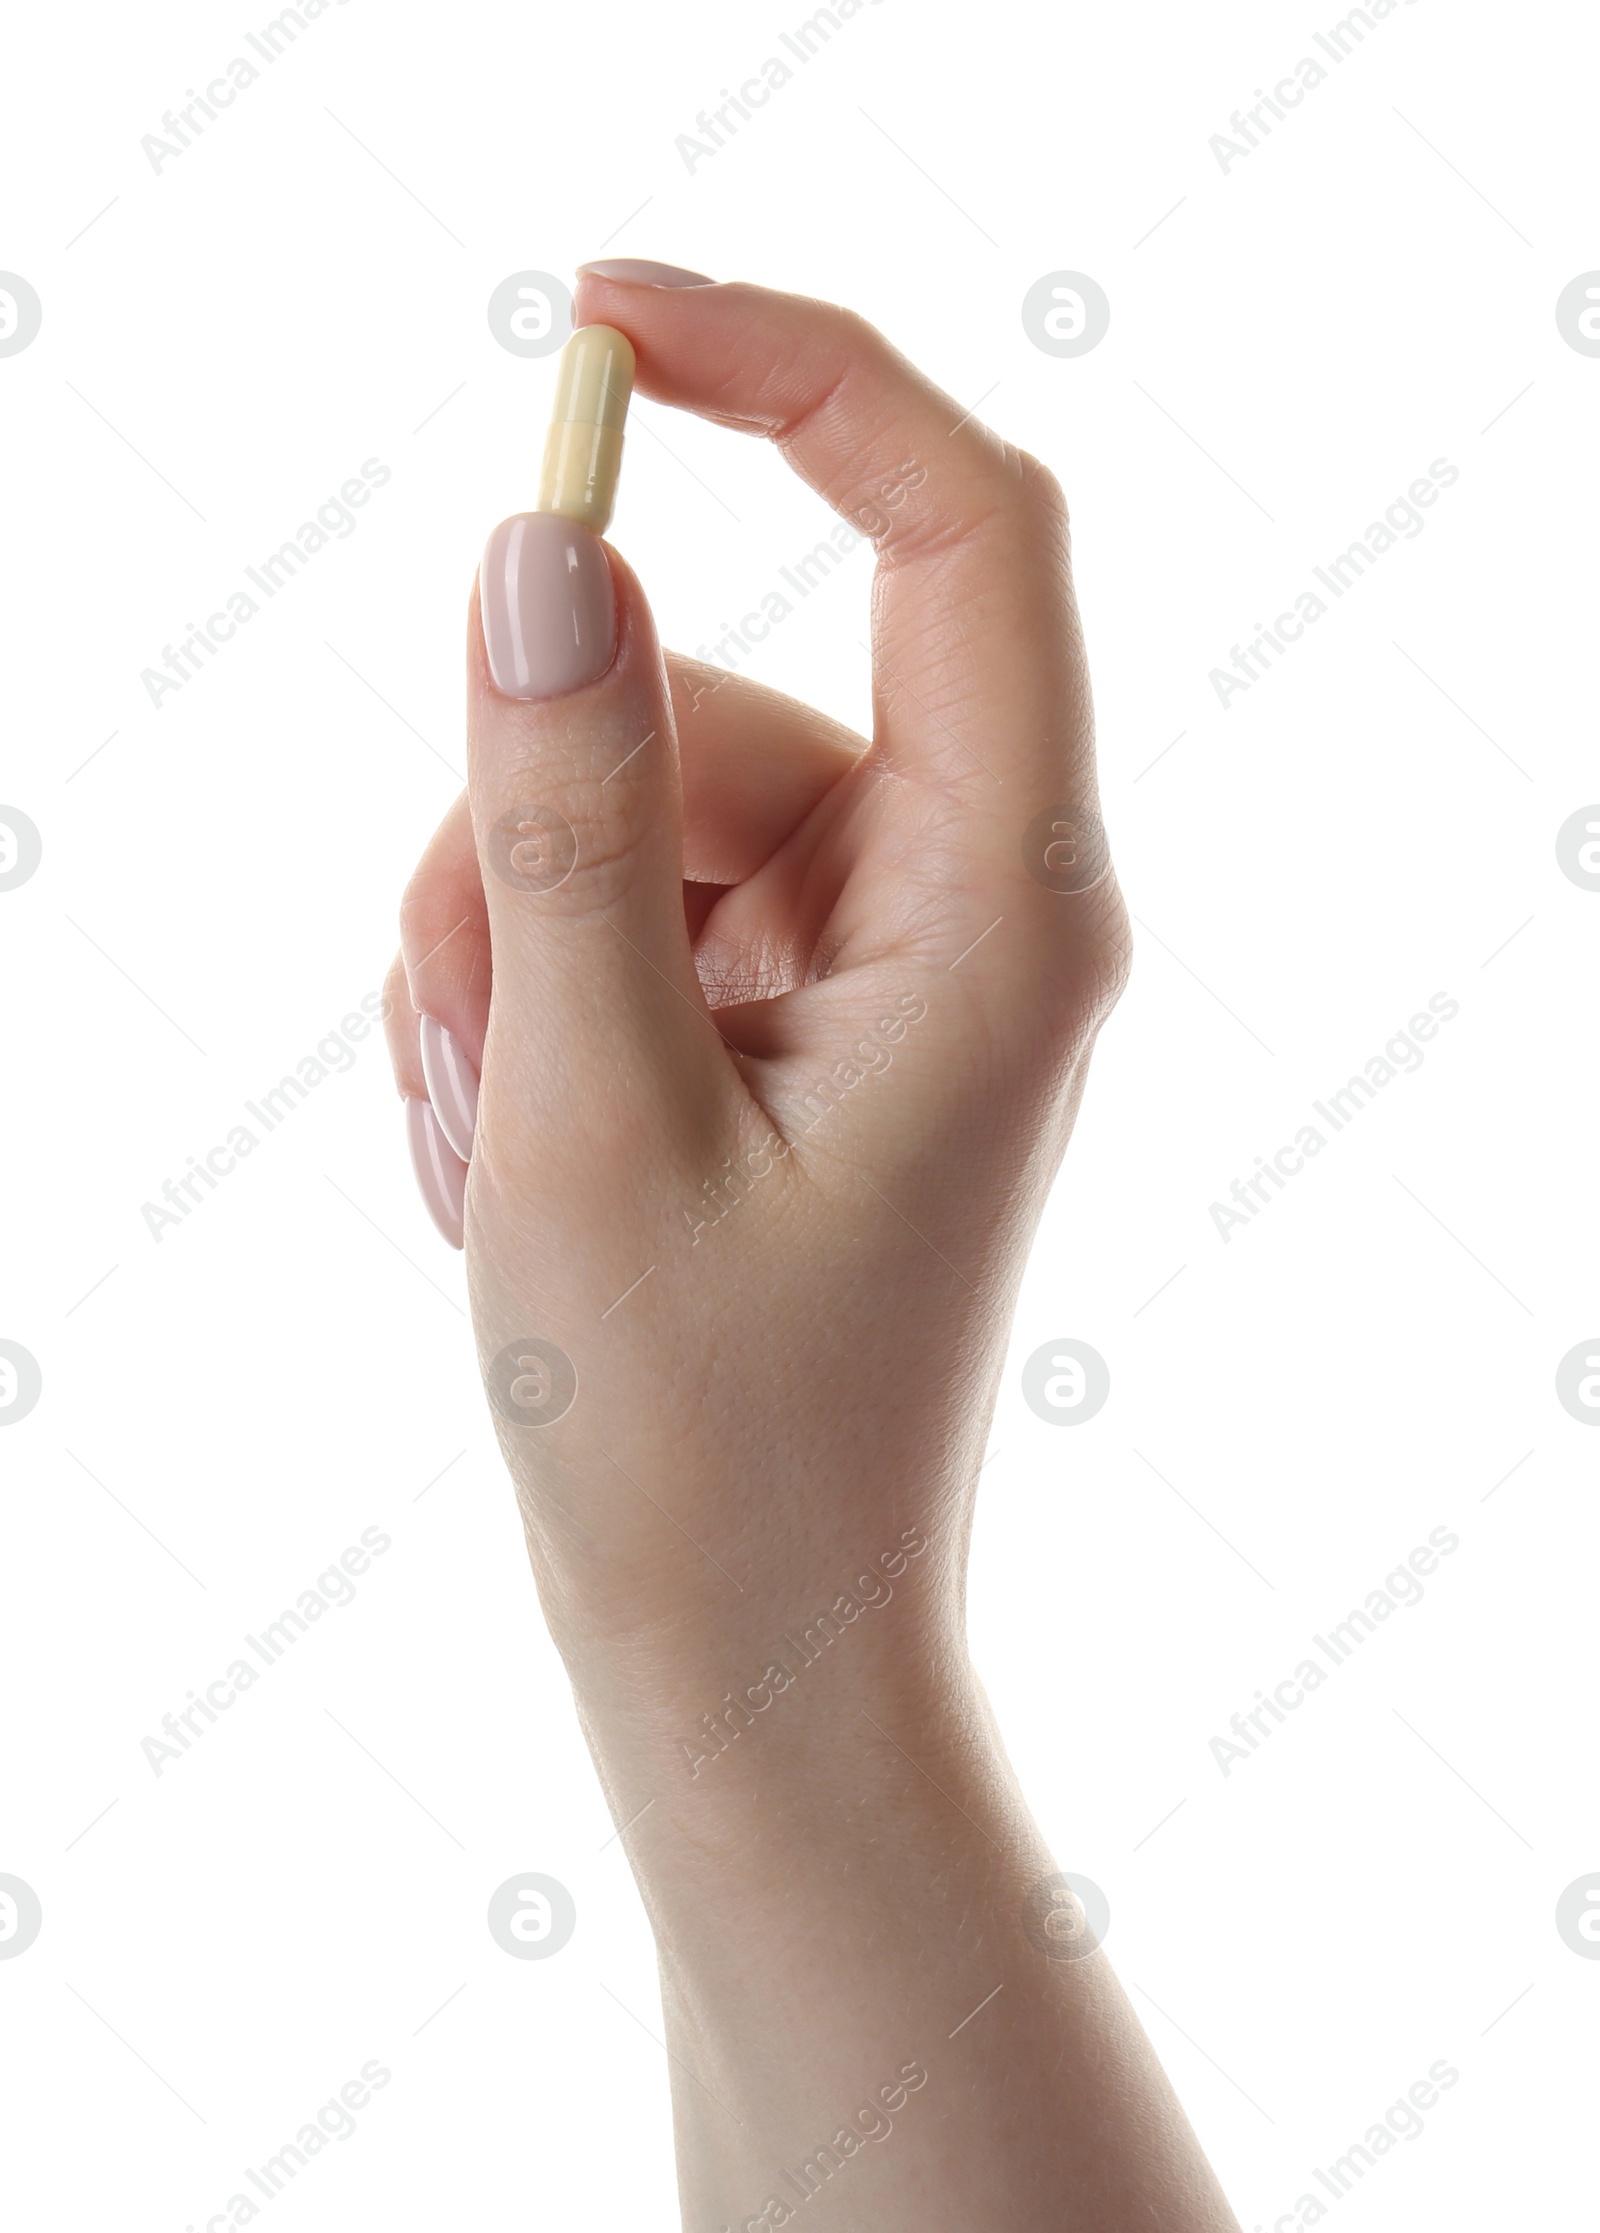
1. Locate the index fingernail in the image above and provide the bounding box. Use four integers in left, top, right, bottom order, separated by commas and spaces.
578, 259, 715, 288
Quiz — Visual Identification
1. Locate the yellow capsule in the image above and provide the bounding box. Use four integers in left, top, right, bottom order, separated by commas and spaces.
536, 323, 636, 533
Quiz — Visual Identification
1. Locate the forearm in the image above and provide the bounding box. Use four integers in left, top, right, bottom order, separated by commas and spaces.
561, 1571, 1240, 2233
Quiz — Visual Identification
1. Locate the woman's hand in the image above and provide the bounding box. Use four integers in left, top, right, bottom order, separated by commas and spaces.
384, 271, 1236, 2233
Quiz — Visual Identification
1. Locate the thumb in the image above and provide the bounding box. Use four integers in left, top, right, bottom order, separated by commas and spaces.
467, 512, 731, 1197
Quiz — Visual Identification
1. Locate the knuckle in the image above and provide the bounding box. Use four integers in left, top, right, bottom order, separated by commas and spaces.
1088, 878, 1134, 1010
1034, 873, 1132, 1038
499, 788, 652, 920
834, 303, 883, 362
1015, 449, 1071, 533
398, 862, 456, 954
380, 954, 420, 1084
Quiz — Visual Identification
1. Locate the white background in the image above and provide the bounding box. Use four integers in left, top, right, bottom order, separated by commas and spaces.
2, 0, 1596, 2226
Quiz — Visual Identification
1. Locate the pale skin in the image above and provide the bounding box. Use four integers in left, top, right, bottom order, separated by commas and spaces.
385, 273, 1241, 2232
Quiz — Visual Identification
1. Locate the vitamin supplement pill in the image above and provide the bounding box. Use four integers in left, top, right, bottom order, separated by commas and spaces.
536, 323, 636, 533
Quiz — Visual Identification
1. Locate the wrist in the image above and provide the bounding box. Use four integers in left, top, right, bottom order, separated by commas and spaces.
567, 1620, 1076, 2230
557, 1578, 1042, 1941
548, 1514, 958, 1789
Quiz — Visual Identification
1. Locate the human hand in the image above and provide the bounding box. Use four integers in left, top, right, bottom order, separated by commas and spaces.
384, 269, 1234, 2233
387, 268, 1126, 1657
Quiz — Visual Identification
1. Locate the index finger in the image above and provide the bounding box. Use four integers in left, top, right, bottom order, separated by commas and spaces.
574, 266, 1107, 893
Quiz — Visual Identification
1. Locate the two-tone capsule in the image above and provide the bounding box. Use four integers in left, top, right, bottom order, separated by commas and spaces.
536, 323, 636, 534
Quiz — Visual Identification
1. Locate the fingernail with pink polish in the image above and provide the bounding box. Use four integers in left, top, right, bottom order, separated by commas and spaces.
578, 259, 715, 288
480, 511, 616, 701
406, 1096, 466, 1250
419, 1015, 478, 1162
